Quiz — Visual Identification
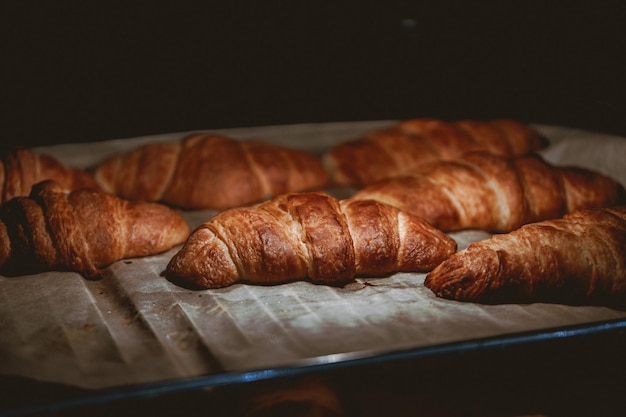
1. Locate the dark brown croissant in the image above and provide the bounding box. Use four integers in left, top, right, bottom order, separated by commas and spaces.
353, 152, 626, 233
0, 180, 190, 279
424, 206, 626, 308
1, 147, 99, 204
92, 133, 330, 210
166, 191, 456, 289
323, 118, 548, 188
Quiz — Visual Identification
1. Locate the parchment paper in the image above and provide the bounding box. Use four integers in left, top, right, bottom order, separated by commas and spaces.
1, 121, 625, 390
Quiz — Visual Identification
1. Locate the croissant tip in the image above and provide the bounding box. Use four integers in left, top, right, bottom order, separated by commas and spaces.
424, 254, 492, 301
163, 269, 209, 290
166, 251, 240, 290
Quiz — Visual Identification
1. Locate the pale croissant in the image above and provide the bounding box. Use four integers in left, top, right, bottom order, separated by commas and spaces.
166, 191, 457, 289
92, 133, 330, 210
353, 152, 626, 233
1, 147, 99, 204
0, 180, 190, 279
323, 118, 548, 188
424, 206, 626, 309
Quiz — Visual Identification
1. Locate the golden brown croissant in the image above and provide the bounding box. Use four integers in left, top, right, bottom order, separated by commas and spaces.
424, 206, 626, 308
323, 118, 548, 188
0, 180, 190, 279
92, 133, 330, 210
1, 147, 99, 204
353, 152, 626, 233
166, 191, 456, 289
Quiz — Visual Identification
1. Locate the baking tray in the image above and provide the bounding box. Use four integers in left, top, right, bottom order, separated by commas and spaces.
2, 121, 626, 414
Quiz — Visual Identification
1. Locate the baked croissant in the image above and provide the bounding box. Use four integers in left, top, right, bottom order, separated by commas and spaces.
323, 118, 548, 188
353, 152, 626, 233
1, 147, 99, 204
166, 191, 456, 289
92, 133, 330, 210
0, 180, 190, 279
424, 206, 626, 308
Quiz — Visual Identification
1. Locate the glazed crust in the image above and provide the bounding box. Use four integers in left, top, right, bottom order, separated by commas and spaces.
166, 191, 456, 289
93, 134, 330, 210
424, 206, 626, 308
1, 147, 99, 204
323, 118, 548, 188
0, 180, 190, 279
353, 152, 626, 233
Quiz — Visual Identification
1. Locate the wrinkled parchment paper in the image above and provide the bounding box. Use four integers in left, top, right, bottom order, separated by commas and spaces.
1, 121, 625, 390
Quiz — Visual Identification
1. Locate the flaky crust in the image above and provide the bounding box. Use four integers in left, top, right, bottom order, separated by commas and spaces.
93, 134, 330, 210
353, 152, 626, 233
166, 191, 456, 289
323, 118, 548, 188
1, 147, 99, 204
424, 206, 626, 308
0, 180, 190, 279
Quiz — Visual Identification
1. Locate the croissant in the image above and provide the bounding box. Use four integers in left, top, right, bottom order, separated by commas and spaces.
424, 206, 626, 308
353, 152, 626, 233
0, 180, 190, 279
1, 147, 99, 204
166, 191, 457, 289
323, 118, 548, 188
92, 133, 330, 210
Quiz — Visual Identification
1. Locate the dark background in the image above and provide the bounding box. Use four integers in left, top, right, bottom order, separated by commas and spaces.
3, 1, 626, 148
